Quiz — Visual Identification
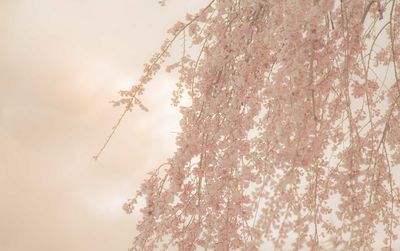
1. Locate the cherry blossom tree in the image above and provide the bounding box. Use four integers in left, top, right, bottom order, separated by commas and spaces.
98, 0, 400, 250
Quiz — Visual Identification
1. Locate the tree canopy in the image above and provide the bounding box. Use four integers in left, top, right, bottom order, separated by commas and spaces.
103, 0, 400, 250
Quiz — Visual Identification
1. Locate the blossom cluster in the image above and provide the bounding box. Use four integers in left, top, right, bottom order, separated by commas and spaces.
117, 0, 400, 250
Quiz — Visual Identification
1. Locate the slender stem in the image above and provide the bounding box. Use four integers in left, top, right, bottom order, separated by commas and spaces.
94, 0, 216, 160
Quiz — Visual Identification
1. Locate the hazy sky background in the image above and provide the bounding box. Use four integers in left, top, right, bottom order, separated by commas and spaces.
0, 1, 207, 250
2, 1, 399, 250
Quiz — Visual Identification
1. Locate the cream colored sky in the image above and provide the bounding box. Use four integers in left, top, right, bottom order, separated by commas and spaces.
0, 1, 207, 250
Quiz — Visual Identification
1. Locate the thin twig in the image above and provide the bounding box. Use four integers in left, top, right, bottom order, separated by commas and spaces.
93, 0, 216, 160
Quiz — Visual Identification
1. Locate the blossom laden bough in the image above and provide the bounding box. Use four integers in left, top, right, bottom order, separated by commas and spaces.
103, 0, 400, 250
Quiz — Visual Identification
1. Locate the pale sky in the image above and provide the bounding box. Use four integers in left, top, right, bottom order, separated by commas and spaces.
2, 1, 399, 251
0, 1, 207, 250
